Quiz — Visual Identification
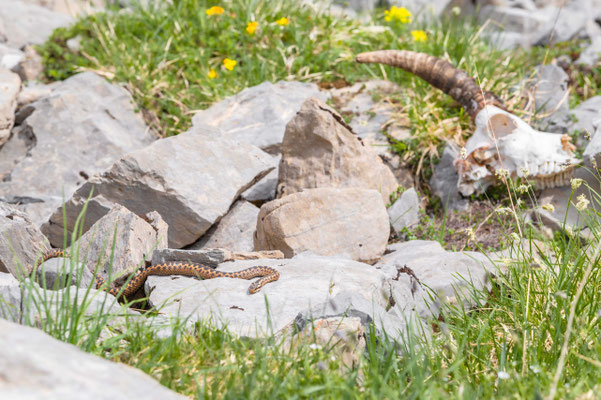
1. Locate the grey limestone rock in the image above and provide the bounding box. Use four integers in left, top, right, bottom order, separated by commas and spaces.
0, 0, 73, 48
145, 253, 399, 339
429, 144, 468, 212
0, 72, 156, 226
388, 188, 420, 234
0, 202, 50, 277
0, 68, 20, 146
43, 124, 274, 248
0, 318, 186, 400
192, 80, 329, 153
190, 200, 259, 252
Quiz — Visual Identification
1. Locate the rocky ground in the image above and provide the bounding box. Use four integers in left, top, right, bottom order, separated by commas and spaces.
1, 0, 601, 398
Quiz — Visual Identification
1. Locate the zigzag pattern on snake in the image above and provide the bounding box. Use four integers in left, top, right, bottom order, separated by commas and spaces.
35, 249, 280, 298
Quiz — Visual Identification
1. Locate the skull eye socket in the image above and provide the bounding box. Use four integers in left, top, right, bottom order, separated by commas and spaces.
487, 113, 517, 140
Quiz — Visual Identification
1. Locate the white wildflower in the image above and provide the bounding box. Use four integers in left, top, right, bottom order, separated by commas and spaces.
497, 371, 510, 380
460, 147, 467, 160
575, 194, 589, 211
496, 169, 510, 179
465, 227, 476, 241
519, 167, 530, 177
309, 343, 322, 350
571, 178, 584, 190
510, 232, 520, 242
516, 184, 530, 194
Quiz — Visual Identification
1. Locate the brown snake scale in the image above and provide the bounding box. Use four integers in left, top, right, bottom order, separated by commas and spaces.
35, 249, 280, 298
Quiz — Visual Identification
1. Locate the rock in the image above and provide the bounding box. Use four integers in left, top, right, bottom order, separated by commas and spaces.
478, 5, 552, 48
277, 98, 398, 201
569, 96, 601, 142
576, 36, 601, 66
376, 240, 494, 309
70, 205, 168, 289
192, 81, 329, 153
189, 201, 259, 252
0, 0, 73, 48
11, 45, 43, 82
0, 272, 21, 321
145, 253, 400, 339
241, 155, 279, 203
388, 188, 420, 234
0, 319, 187, 400
529, 64, 570, 133
34, 256, 94, 290
534, 5, 588, 45
255, 187, 389, 263
151, 248, 284, 267
329, 80, 399, 157
16, 82, 54, 108
0, 68, 20, 146
0, 202, 50, 277
429, 144, 468, 211
0, 43, 24, 70
537, 166, 600, 232
43, 125, 274, 248
0, 72, 155, 226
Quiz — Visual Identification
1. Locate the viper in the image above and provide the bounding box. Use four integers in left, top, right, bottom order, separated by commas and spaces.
35, 249, 280, 298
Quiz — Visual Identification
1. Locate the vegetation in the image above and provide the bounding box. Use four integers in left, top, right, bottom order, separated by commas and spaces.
25, 0, 601, 398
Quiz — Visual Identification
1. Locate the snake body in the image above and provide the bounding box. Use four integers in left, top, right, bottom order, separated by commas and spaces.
35, 249, 280, 298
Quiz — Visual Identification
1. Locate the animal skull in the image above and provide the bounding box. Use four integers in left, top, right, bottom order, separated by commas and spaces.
455, 105, 579, 196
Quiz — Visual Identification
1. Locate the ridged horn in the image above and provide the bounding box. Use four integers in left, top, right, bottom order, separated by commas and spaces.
355, 50, 504, 118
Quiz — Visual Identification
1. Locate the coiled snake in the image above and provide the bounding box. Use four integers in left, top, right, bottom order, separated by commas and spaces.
36, 249, 280, 298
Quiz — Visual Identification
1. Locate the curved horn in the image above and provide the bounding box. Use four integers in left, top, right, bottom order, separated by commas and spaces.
355, 50, 504, 118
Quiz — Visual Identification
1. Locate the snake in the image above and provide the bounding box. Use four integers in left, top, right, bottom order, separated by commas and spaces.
35, 249, 280, 298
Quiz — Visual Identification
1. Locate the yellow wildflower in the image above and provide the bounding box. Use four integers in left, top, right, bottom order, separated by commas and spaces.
223, 58, 237, 71
384, 6, 412, 23
206, 6, 224, 16
411, 30, 427, 42
246, 21, 258, 34
276, 17, 289, 26
207, 69, 217, 79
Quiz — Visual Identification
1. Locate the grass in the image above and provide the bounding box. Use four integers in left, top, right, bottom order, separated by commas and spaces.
19, 0, 601, 398
11, 179, 601, 399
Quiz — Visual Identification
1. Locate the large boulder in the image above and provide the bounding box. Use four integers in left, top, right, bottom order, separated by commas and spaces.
0, 72, 156, 226
277, 98, 398, 201
0, 68, 20, 145
0, 319, 186, 400
255, 187, 389, 263
43, 125, 274, 248
192, 81, 329, 153
0, 202, 50, 277
144, 253, 420, 341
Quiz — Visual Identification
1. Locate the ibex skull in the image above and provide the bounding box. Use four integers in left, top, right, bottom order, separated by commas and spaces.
356, 50, 578, 196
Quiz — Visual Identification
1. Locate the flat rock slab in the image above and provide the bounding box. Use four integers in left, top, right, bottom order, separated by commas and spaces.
43, 125, 274, 248
0, 202, 49, 277
0, 72, 155, 226
192, 81, 329, 152
255, 187, 389, 263
0, 319, 186, 400
0, 0, 73, 48
0, 68, 20, 145
376, 240, 494, 309
145, 254, 394, 338
277, 97, 398, 201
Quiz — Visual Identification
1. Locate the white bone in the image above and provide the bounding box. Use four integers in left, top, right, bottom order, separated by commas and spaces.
457, 105, 579, 196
